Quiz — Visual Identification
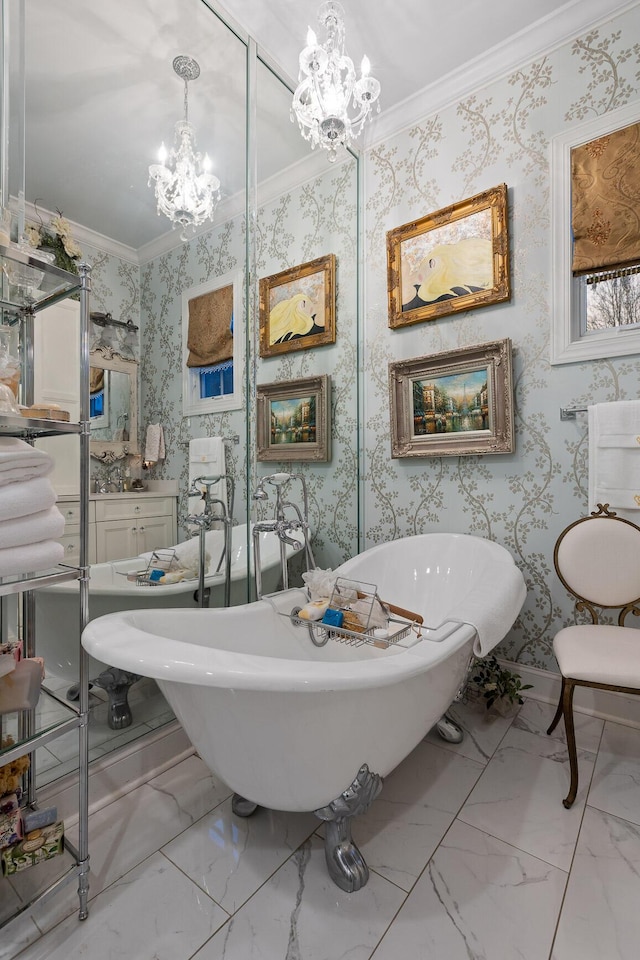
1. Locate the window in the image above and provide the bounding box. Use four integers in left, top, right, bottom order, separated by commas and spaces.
551, 100, 640, 365
182, 271, 243, 416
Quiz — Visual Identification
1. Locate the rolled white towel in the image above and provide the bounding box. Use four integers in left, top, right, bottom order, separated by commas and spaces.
0, 539, 64, 578
0, 505, 66, 550
0, 477, 58, 523
0, 438, 54, 487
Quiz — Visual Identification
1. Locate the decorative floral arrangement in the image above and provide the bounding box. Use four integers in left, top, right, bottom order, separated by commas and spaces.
23, 208, 82, 274
469, 655, 533, 711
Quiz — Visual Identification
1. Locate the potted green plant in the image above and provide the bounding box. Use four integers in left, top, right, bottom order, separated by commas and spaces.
468, 655, 533, 717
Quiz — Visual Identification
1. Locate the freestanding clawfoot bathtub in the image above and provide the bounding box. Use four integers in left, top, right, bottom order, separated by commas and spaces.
82, 532, 526, 891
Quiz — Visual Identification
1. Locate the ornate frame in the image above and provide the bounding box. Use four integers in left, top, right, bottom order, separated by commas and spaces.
389, 339, 514, 458
386, 184, 510, 329
256, 375, 331, 462
259, 254, 336, 358
89, 345, 139, 462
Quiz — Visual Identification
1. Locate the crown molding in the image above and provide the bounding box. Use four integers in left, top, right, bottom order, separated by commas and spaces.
364, 0, 638, 151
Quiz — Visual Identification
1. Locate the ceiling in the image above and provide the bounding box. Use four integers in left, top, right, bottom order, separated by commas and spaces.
10, 0, 632, 255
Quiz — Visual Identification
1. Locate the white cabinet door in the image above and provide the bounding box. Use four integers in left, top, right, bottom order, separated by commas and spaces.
136, 516, 175, 555
95, 518, 139, 562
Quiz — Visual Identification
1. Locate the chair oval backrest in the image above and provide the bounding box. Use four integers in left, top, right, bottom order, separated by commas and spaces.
555, 513, 640, 608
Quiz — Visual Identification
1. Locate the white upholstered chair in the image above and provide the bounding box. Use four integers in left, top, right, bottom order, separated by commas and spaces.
548, 503, 640, 808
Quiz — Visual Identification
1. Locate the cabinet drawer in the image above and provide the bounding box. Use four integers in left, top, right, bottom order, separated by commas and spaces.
58, 501, 96, 525
58, 525, 97, 566
94, 496, 175, 522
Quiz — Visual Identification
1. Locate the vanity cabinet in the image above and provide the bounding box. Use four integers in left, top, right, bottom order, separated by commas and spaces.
58, 495, 177, 564
93, 495, 177, 562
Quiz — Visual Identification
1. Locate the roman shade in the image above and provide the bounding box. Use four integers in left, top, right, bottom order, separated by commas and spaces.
571, 121, 640, 279
186, 284, 234, 368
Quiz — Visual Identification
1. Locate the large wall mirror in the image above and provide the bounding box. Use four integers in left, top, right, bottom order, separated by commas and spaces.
7, 0, 361, 789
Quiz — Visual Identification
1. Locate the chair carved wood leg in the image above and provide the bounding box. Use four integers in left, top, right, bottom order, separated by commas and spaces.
546, 678, 565, 735
561, 679, 578, 809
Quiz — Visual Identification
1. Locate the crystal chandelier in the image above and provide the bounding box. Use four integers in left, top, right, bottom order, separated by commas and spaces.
291, 1, 380, 162
148, 56, 220, 241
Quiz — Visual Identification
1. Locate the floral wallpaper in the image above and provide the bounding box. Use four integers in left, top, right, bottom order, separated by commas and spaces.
82, 4, 640, 681
361, 4, 640, 671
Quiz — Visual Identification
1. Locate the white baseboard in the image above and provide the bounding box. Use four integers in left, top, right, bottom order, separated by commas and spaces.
41, 721, 194, 825
499, 659, 640, 730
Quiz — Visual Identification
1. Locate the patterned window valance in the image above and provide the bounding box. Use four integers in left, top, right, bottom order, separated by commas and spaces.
571, 121, 640, 277
186, 284, 234, 368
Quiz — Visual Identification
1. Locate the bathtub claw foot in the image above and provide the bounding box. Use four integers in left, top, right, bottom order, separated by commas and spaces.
92, 668, 141, 730
232, 794, 258, 817
314, 764, 382, 893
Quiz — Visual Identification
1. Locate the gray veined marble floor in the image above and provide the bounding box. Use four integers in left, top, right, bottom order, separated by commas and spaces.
4, 696, 640, 960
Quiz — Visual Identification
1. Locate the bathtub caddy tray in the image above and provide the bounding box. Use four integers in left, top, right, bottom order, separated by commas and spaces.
115, 548, 180, 586
288, 577, 425, 649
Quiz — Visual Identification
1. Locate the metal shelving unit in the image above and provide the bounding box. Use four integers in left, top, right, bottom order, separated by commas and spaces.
0, 243, 91, 927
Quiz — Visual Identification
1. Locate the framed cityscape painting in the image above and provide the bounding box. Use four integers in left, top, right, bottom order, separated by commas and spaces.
256, 374, 331, 462
389, 339, 514, 457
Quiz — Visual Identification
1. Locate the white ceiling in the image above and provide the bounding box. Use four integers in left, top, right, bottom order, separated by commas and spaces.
12, 0, 633, 255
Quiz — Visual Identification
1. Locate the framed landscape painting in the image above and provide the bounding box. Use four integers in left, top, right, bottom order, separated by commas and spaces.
389, 339, 514, 457
386, 184, 510, 329
256, 375, 331, 462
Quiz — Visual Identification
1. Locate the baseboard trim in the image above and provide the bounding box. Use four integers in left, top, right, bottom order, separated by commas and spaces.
41, 721, 194, 825
499, 659, 640, 730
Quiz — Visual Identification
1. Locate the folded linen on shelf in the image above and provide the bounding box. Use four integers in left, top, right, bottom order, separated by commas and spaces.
0, 539, 64, 578
0, 437, 54, 488
588, 400, 640, 522
0, 477, 57, 523
454, 561, 527, 658
0, 505, 65, 550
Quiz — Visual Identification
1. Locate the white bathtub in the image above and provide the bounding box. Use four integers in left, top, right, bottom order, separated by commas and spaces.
82, 532, 525, 888
37, 524, 303, 683
82, 534, 525, 808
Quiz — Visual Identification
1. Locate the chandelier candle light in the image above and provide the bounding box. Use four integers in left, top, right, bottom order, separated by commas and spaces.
148, 56, 220, 241
292, 1, 381, 162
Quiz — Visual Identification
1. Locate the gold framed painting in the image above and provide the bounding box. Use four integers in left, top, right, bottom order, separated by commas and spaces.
256, 375, 331, 462
389, 339, 514, 458
386, 184, 510, 329
259, 254, 336, 358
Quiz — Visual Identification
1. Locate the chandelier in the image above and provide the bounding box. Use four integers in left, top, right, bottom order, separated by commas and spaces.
148, 56, 220, 241
291, 1, 380, 162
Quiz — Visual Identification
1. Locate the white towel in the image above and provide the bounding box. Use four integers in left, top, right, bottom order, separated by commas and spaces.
189, 437, 225, 514
588, 401, 640, 521
0, 437, 54, 487
455, 561, 527, 658
0, 477, 58, 523
0, 505, 65, 550
144, 424, 166, 463
0, 539, 64, 577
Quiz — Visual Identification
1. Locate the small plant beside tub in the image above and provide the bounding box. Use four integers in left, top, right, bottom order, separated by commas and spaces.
467, 655, 533, 717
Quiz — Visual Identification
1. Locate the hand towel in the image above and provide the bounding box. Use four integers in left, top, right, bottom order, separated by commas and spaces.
0, 437, 54, 487
0, 505, 65, 550
0, 539, 64, 578
454, 560, 526, 658
588, 400, 640, 521
189, 437, 225, 513
144, 424, 166, 463
0, 477, 57, 523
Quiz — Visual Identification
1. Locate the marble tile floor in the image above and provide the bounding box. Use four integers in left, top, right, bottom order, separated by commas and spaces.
35, 675, 174, 787
4, 696, 640, 959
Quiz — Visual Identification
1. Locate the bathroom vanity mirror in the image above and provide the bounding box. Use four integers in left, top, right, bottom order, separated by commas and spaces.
89, 347, 138, 461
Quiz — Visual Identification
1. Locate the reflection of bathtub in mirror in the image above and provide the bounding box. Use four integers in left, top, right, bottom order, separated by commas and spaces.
36, 524, 304, 685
